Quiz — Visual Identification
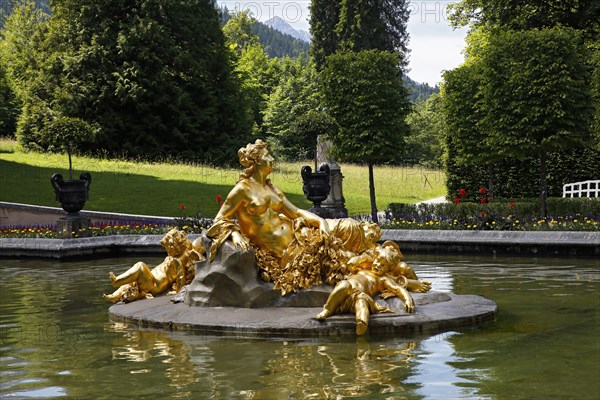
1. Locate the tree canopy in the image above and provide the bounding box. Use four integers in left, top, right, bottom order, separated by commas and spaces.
448, 0, 600, 36
310, 0, 410, 71
1, 0, 250, 164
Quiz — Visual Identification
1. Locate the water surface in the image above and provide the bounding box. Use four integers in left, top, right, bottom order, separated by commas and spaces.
1, 254, 598, 399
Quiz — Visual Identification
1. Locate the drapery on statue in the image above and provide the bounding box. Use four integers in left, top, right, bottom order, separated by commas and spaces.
103, 229, 205, 303
205, 140, 431, 308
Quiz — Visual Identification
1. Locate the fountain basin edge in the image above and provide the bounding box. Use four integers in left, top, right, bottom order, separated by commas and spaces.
108, 292, 497, 338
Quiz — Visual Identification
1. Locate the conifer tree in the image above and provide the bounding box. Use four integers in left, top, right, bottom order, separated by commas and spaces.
309, 0, 340, 71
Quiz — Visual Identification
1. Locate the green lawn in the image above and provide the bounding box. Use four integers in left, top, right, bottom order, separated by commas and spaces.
0, 142, 446, 217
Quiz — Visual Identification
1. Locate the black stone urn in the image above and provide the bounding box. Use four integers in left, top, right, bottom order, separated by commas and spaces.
50, 172, 92, 214
301, 164, 330, 208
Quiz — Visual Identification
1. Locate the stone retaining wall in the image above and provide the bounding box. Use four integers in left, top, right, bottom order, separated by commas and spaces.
1, 202, 598, 258
1, 230, 598, 259
385, 230, 600, 257
0, 201, 174, 228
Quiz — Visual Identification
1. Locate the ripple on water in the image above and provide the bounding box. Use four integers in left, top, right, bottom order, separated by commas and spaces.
5, 386, 67, 398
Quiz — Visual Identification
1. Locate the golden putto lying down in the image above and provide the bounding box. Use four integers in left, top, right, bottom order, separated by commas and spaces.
103, 229, 205, 303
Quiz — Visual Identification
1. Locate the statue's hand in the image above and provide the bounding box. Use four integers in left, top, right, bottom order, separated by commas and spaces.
231, 231, 250, 252
319, 219, 331, 237
404, 296, 415, 313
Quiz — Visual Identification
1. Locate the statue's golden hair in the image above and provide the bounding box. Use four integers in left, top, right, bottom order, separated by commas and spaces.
160, 228, 188, 255
238, 139, 269, 179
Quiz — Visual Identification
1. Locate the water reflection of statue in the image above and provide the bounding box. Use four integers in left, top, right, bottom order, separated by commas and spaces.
110, 327, 198, 393
259, 338, 418, 397
103, 229, 205, 303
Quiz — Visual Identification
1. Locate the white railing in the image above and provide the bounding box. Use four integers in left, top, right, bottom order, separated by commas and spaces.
563, 180, 600, 198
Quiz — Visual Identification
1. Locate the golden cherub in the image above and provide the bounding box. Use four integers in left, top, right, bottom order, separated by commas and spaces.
316, 241, 430, 335
103, 229, 205, 303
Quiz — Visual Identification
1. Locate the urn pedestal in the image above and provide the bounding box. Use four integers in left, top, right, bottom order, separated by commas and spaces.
315, 137, 348, 218
51, 172, 92, 239
301, 164, 331, 217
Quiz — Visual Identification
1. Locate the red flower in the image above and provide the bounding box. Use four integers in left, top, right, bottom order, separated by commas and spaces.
509, 201, 516, 209
216, 194, 223, 207
458, 188, 467, 198
479, 187, 487, 194
480, 197, 487, 204
179, 203, 185, 210
453, 197, 460, 205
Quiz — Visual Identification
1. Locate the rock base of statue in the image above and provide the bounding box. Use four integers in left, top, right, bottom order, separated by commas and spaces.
56, 214, 91, 239
184, 234, 331, 308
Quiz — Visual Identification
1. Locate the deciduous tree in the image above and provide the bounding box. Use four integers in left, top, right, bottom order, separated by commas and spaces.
322, 50, 411, 222
0, 0, 49, 144
3, 0, 250, 163
448, 0, 600, 36
263, 57, 321, 160
405, 93, 444, 168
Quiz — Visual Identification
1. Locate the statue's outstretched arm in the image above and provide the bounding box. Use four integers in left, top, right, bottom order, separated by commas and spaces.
381, 276, 415, 313
271, 182, 331, 236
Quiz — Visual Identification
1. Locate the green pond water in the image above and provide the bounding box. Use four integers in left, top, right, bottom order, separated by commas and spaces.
1, 254, 599, 399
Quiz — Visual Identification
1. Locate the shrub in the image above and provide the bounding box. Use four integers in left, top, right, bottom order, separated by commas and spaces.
445, 147, 600, 199
385, 198, 600, 231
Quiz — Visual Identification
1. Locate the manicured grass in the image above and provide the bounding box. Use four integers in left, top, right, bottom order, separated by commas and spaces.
0, 141, 446, 217
0, 137, 17, 154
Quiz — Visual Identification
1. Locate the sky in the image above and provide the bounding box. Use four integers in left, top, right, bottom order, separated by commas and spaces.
217, 1, 468, 86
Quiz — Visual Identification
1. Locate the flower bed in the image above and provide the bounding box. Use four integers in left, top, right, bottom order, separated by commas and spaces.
0, 218, 213, 239
384, 197, 600, 231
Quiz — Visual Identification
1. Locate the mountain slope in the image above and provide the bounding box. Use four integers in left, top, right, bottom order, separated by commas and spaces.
264, 16, 311, 43
252, 22, 310, 58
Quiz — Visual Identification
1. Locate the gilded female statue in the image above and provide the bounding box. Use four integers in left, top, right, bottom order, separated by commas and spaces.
206, 140, 427, 296
207, 139, 330, 260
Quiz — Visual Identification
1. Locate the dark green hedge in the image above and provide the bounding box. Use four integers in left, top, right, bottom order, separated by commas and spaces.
388, 198, 600, 218
445, 146, 600, 200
